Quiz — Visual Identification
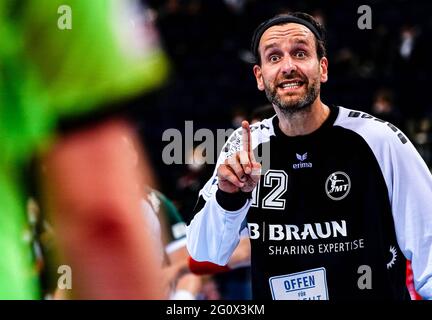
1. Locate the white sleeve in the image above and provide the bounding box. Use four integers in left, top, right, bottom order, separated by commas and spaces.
186, 193, 251, 265
186, 127, 251, 265
386, 136, 432, 299
336, 108, 432, 299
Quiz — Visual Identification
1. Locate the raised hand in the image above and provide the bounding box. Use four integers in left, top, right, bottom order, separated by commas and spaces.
217, 121, 262, 193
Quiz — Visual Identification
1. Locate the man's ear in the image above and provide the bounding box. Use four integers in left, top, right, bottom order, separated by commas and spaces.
320, 57, 328, 83
253, 65, 265, 91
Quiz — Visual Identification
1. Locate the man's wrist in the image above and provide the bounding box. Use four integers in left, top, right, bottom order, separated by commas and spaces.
216, 188, 252, 211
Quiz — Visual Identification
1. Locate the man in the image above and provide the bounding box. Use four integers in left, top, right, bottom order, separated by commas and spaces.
142, 188, 203, 300
142, 186, 252, 299
186, 12, 432, 300
0, 0, 168, 299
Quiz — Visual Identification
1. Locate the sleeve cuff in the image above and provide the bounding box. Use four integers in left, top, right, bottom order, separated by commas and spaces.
215, 188, 252, 211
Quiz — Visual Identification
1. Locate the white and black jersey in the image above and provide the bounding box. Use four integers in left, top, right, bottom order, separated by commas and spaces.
186, 105, 432, 300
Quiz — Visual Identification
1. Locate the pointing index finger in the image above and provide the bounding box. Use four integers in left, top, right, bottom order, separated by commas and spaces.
241, 120, 255, 161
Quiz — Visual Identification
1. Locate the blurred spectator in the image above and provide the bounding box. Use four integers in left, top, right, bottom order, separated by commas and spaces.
198, 277, 222, 300
370, 88, 403, 130
399, 25, 418, 61
332, 47, 362, 79
142, 188, 203, 299
176, 146, 214, 222
393, 24, 428, 119
231, 107, 249, 129
412, 118, 432, 169
250, 104, 276, 124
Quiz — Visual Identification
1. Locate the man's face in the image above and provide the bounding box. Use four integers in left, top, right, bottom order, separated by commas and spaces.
253, 23, 328, 114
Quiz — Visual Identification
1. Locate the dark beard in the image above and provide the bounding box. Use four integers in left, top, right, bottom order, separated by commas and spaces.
265, 80, 320, 115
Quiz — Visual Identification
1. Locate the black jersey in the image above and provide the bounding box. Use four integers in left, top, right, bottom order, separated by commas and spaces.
186, 106, 432, 300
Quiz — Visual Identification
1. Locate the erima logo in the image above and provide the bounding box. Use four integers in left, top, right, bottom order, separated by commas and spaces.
293, 153, 313, 169
325, 172, 351, 200
297, 153, 307, 161
248, 220, 347, 241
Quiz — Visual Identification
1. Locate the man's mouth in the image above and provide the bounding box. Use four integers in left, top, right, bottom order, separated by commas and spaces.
277, 80, 305, 91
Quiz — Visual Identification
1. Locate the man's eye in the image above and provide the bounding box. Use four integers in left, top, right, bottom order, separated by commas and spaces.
269, 55, 280, 62
295, 51, 306, 58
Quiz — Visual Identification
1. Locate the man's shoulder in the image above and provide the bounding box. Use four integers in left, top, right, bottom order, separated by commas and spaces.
334, 106, 408, 147
250, 116, 276, 133
224, 116, 276, 157
230, 116, 275, 138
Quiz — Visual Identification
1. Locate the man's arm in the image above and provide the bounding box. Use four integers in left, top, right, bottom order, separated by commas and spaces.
336, 108, 432, 299
186, 121, 260, 265
387, 135, 432, 299
41, 119, 165, 299
188, 235, 251, 275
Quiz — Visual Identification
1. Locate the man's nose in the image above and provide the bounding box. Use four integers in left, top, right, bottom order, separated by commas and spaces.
280, 56, 297, 75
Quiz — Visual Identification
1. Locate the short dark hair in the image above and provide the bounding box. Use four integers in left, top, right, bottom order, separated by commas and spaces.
251, 12, 327, 65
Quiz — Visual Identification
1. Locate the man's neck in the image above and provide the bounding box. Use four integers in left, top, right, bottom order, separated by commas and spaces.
275, 99, 330, 136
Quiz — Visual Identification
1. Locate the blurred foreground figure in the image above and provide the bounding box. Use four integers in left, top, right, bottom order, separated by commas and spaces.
0, 0, 168, 299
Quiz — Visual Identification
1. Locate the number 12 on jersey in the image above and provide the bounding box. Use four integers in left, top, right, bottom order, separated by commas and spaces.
251, 170, 288, 210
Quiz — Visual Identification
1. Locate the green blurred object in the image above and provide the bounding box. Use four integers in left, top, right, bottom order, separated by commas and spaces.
0, 0, 169, 299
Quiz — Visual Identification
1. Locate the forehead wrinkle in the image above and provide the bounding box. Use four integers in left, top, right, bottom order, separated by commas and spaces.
265, 30, 310, 40
260, 24, 315, 51
263, 23, 313, 38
